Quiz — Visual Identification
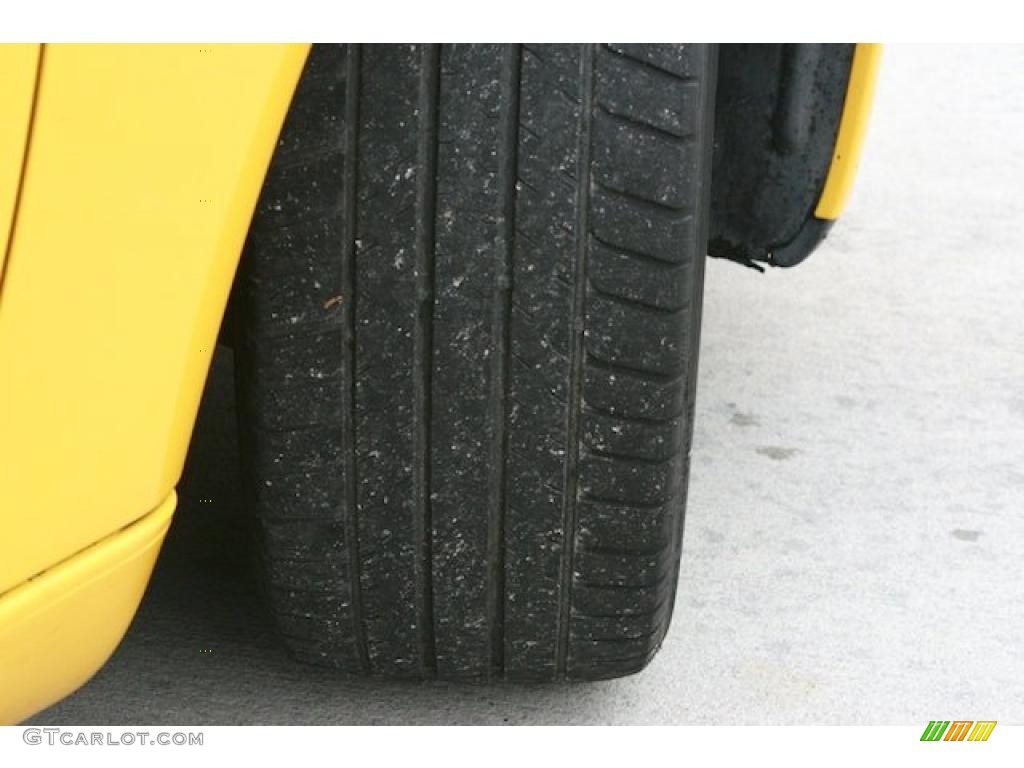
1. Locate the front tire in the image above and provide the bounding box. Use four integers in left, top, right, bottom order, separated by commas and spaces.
235, 43, 715, 681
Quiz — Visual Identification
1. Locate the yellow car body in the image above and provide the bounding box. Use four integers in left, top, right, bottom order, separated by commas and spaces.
0, 43, 309, 724
0, 43, 876, 724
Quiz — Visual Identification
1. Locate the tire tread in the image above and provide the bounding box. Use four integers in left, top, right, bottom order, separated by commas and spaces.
236, 43, 714, 682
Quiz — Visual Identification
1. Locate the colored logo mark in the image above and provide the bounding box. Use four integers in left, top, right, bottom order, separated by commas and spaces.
920, 721, 996, 741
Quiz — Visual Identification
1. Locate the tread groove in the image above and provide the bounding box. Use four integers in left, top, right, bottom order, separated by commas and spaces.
595, 102, 696, 144
593, 177, 691, 215
414, 43, 441, 676
577, 571, 673, 592
578, 540, 674, 558
585, 352, 687, 384
342, 44, 370, 673
583, 402, 683, 427
589, 231, 692, 270
592, 232, 694, 269
571, 595, 671, 620
602, 44, 698, 82
579, 493, 668, 511
586, 446, 678, 467
487, 43, 522, 680
556, 45, 595, 677
587, 278, 690, 315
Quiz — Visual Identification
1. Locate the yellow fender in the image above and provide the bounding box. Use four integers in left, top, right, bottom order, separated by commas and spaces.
0, 43, 309, 724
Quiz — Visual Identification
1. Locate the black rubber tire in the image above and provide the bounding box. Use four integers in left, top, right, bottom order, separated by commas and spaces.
235, 43, 716, 682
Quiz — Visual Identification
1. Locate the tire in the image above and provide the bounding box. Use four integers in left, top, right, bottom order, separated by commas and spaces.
235, 43, 716, 681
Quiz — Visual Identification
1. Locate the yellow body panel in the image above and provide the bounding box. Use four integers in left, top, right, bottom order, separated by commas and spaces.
0, 43, 308, 721
0, 492, 175, 724
0, 44, 308, 594
815, 43, 883, 220
0, 44, 40, 279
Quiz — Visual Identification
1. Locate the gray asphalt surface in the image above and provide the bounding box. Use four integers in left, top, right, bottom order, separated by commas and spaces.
33, 45, 1024, 724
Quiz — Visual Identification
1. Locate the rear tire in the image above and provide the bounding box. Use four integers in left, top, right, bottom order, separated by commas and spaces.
235, 43, 715, 681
